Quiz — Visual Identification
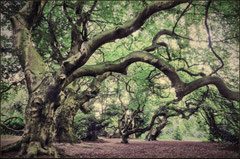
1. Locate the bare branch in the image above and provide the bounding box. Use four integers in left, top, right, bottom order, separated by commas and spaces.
43, 16, 64, 64
204, 0, 224, 76
152, 29, 177, 45
172, 1, 192, 33
0, 122, 24, 134
88, 1, 97, 15
63, 1, 75, 29
3, 117, 24, 124
144, 29, 178, 61
177, 68, 206, 77
1, 82, 18, 94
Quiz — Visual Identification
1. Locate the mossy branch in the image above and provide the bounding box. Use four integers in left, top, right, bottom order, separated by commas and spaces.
64, 51, 239, 102
61, 1, 189, 77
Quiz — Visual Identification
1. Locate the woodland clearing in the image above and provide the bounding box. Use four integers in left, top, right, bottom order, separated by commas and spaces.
1, 136, 239, 158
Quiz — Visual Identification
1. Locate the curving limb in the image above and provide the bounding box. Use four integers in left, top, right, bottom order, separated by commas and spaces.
43, 16, 64, 64
182, 76, 239, 101
204, 0, 224, 76
64, 51, 239, 102
177, 68, 206, 77
0, 122, 24, 134
60, 0, 190, 76
172, 0, 193, 33
144, 29, 178, 60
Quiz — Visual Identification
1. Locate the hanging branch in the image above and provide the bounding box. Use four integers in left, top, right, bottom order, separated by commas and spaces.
172, 0, 193, 33
43, 16, 64, 64
204, 0, 224, 76
177, 68, 206, 77
0, 122, 24, 134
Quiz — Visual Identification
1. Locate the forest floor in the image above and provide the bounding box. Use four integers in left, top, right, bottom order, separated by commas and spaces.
1, 136, 239, 158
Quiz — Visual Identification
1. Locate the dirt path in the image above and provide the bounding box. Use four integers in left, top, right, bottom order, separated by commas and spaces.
1, 137, 239, 158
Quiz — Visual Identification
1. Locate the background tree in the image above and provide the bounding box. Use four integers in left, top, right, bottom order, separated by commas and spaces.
74, 111, 110, 141
199, 88, 239, 143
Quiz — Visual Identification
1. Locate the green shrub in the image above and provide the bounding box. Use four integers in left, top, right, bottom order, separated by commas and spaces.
74, 112, 109, 141
207, 133, 215, 142
173, 126, 182, 140
0, 117, 24, 135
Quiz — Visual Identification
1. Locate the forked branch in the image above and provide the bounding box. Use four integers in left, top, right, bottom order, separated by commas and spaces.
61, 1, 189, 77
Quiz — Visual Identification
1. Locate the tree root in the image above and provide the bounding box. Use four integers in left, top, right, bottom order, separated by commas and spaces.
1, 140, 22, 154
1, 140, 59, 158
121, 140, 129, 144
20, 142, 59, 158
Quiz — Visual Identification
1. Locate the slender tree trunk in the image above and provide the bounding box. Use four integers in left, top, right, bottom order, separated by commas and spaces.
145, 125, 154, 141
152, 128, 162, 140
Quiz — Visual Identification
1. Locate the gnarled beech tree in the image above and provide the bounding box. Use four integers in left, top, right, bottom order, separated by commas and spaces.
117, 96, 205, 144
146, 90, 208, 141
2, 0, 239, 158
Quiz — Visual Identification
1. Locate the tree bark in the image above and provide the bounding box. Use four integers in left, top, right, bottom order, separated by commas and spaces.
121, 134, 129, 144
19, 93, 59, 158
65, 52, 239, 102
54, 73, 110, 143
146, 118, 168, 141
146, 127, 158, 141
54, 91, 77, 143
5, 2, 60, 157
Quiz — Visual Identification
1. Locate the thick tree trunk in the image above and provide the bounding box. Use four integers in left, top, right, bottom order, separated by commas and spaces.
147, 129, 161, 141
3, 76, 61, 157
19, 94, 58, 158
121, 134, 129, 144
5, 3, 61, 157
55, 73, 110, 143
55, 91, 78, 143
55, 108, 77, 143
146, 127, 158, 141
146, 118, 168, 141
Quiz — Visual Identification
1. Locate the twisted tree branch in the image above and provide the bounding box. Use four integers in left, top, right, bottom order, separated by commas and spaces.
64, 51, 239, 102
204, 0, 224, 76
60, 1, 189, 77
